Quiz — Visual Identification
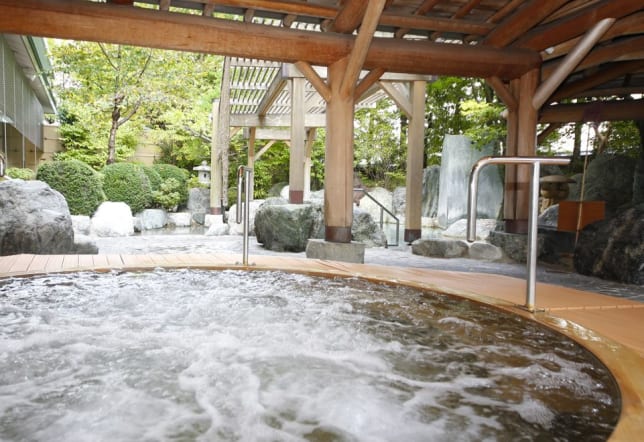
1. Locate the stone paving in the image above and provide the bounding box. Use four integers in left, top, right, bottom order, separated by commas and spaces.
94, 231, 643, 302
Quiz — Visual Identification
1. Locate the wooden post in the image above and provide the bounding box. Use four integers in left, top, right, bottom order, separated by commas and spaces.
404, 80, 426, 243
503, 79, 519, 224
510, 68, 539, 233
324, 57, 354, 243
304, 127, 317, 198
209, 99, 222, 214
289, 77, 306, 203
247, 126, 256, 201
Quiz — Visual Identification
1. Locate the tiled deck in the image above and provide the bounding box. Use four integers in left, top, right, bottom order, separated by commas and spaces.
1, 252, 643, 440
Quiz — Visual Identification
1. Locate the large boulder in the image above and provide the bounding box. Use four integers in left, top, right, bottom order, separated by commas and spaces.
0, 180, 75, 255
351, 209, 387, 247
187, 188, 210, 214
392, 187, 406, 216
568, 154, 635, 216
135, 209, 168, 231
574, 207, 643, 285
255, 203, 324, 252
91, 202, 134, 237
357, 187, 393, 223
227, 199, 265, 236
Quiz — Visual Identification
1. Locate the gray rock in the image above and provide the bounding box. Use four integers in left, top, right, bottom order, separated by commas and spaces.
306, 239, 365, 264
187, 188, 210, 214
73, 234, 98, 254
488, 231, 546, 263
192, 212, 206, 225
0, 180, 75, 255
137, 209, 168, 230
351, 209, 387, 247
538, 204, 559, 228
228, 199, 265, 236
422, 165, 440, 218
574, 207, 643, 285
205, 222, 230, 236
411, 238, 469, 258
468, 242, 504, 261
392, 187, 406, 216
91, 202, 134, 237
568, 154, 635, 216
305, 190, 325, 205
168, 212, 192, 227
443, 218, 496, 240
255, 203, 324, 252
71, 215, 91, 235
357, 187, 393, 223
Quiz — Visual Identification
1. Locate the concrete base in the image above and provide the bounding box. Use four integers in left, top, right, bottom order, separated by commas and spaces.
305, 239, 366, 264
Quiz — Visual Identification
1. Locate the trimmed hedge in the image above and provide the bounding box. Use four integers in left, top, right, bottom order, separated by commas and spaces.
102, 163, 152, 213
140, 165, 162, 192
36, 160, 105, 216
152, 163, 189, 205
6, 167, 35, 180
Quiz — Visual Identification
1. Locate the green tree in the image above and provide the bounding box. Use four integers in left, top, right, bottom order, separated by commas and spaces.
50, 41, 222, 168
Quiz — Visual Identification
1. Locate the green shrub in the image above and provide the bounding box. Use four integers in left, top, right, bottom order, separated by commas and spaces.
102, 163, 152, 213
140, 165, 162, 191
152, 163, 189, 205
36, 160, 105, 216
152, 178, 182, 211
6, 167, 35, 180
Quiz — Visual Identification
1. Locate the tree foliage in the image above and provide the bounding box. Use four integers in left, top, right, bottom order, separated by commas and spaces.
50, 40, 221, 169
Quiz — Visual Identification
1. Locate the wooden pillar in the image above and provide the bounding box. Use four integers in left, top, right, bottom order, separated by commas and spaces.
247, 127, 256, 201
209, 99, 223, 214
503, 79, 519, 224
324, 57, 354, 243
404, 80, 426, 243
289, 77, 306, 203
506, 68, 539, 233
304, 128, 317, 198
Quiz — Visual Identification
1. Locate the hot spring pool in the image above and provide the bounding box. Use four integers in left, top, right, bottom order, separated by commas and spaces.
0, 269, 619, 441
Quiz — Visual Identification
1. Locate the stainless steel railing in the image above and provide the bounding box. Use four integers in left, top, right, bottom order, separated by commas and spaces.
236, 165, 253, 266
354, 187, 400, 247
466, 156, 570, 312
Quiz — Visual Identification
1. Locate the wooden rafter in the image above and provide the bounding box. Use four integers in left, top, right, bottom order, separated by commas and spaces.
513, 0, 644, 51
483, 0, 569, 48
539, 99, 644, 123
395, 0, 440, 39
326, 0, 369, 34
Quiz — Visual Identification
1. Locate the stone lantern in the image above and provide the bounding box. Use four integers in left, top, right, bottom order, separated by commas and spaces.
193, 161, 211, 187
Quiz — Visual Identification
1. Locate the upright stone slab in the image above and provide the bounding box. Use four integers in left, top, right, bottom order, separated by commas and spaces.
422, 165, 440, 218
437, 135, 502, 228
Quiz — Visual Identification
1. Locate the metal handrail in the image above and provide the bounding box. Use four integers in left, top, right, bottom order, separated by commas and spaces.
466, 156, 570, 312
354, 188, 400, 247
236, 166, 253, 266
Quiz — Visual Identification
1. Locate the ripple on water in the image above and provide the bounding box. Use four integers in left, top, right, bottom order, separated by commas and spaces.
0, 269, 619, 441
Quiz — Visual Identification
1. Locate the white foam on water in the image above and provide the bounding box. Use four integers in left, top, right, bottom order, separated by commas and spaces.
0, 269, 619, 441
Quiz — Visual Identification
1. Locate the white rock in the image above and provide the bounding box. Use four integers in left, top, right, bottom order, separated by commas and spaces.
91, 202, 134, 237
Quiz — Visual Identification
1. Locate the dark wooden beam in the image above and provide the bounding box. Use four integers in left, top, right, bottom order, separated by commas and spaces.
483, 0, 568, 47
513, 0, 644, 51
539, 100, 644, 123
550, 61, 644, 103
326, 0, 369, 34
0, 0, 541, 79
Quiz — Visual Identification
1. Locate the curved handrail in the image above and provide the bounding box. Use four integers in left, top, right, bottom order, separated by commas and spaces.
467, 156, 570, 312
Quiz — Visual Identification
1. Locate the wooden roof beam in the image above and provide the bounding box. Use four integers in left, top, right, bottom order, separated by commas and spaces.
326, 0, 369, 34
395, 0, 440, 39
551, 60, 644, 102
0, 0, 540, 79
256, 71, 287, 117
539, 99, 644, 123
340, 0, 386, 98
514, 0, 644, 51
485, 76, 517, 111
533, 18, 615, 110
483, 0, 568, 47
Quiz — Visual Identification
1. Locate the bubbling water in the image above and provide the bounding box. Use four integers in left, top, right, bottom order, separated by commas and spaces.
0, 269, 619, 441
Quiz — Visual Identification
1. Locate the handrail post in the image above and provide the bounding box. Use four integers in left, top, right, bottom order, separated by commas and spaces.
236, 166, 253, 266
467, 156, 570, 312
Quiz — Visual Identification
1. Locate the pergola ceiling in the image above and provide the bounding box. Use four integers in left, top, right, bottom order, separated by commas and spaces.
0, 0, 642, 120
